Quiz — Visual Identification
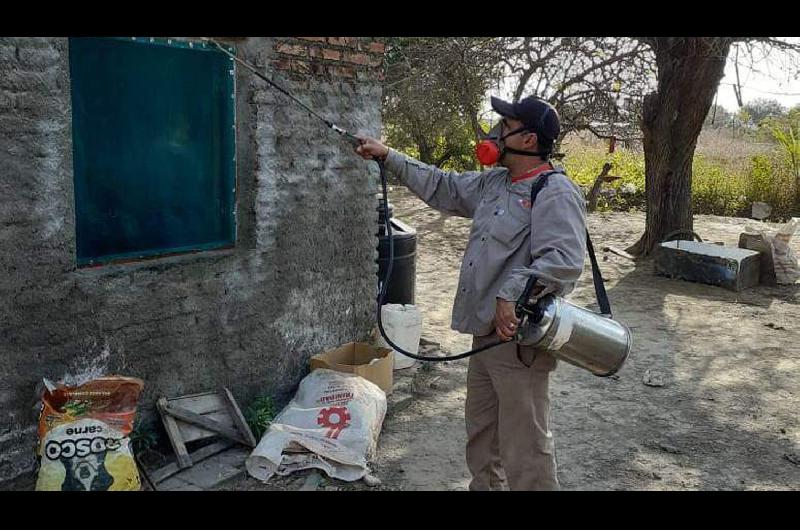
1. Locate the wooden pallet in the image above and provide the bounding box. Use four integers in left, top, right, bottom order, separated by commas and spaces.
151, 388, 257, 485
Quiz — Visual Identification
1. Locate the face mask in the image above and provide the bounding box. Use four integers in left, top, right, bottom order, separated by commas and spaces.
475, 121, 506, 166
474, 120, 547, 166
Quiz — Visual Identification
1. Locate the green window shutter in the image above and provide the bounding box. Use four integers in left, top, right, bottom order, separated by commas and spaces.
69, 37, 236, 266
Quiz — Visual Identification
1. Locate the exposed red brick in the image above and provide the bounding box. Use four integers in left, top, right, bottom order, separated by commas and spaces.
343, 52, 369, 66
275, 43, 307, 57
291, 60, 311, 75
368, 54, 384, 68
368, 41, 386, 54
322, 49, 341, 61
327, 37, 356, 48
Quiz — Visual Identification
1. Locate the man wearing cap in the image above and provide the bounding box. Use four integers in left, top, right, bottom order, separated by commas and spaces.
355, 96, 587, 491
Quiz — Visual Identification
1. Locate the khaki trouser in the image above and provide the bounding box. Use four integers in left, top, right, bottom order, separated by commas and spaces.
465, 333, 559, 491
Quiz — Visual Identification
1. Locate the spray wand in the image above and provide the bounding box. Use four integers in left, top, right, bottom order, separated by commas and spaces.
203, 38, 509, 361
202, 38, 362, 148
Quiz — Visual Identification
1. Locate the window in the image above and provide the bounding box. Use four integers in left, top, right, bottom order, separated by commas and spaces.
69, 37, 236, 266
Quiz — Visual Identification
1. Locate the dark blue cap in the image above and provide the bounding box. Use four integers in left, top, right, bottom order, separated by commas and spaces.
491, 95, 560, 143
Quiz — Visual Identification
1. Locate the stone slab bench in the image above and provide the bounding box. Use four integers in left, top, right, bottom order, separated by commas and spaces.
654, 240, 761, 292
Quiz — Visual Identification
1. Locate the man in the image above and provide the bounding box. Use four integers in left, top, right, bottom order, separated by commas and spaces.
355, 96, 587, 491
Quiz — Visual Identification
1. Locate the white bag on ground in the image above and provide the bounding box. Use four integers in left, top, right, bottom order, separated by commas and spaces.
746, 218, 800, 284
246, 369, 387, 483
772, 218, 800, 284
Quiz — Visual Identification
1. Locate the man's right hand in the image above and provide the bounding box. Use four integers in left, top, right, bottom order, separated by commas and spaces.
495, 298, 521, 342
354, 135, 389, 161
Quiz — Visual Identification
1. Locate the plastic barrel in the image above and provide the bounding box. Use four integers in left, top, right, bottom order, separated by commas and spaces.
377, 199, 417, 305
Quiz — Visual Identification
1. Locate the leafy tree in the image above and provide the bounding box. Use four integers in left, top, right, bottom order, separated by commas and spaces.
627, 38, 800, 256
743, 97, 786, 125
382, 37, 502, 171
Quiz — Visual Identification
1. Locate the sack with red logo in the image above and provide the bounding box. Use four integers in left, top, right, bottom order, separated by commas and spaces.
246, 369, 387, 482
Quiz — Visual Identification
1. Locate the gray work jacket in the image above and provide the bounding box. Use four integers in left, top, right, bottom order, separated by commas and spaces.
383, 148, 587, 337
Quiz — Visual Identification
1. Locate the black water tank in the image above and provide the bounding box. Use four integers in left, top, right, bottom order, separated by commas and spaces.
376, 197, 417, 305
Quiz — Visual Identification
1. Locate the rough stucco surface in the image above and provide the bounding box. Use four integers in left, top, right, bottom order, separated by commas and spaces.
0, 37, 383, 486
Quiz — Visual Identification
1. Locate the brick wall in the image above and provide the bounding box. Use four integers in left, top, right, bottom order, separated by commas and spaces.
271, 37, 386, 83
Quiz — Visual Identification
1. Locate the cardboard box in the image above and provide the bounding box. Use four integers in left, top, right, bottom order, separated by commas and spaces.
310, 342, 394, 395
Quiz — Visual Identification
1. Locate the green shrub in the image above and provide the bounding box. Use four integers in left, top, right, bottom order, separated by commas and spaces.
562, 140, 799, 219
692, 154, 748, 216
744, 154, 797, 220
130, 419, 159, 453
245, 395, 277, 441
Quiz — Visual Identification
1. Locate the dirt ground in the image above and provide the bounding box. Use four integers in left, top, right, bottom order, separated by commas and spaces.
222, 186, 800, 491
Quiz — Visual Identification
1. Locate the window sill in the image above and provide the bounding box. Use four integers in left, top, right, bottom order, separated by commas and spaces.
70, 247, 238, 279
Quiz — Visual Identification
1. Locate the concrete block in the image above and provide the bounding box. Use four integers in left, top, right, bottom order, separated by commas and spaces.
654, 240, 761, 291
738, 232, 777, 286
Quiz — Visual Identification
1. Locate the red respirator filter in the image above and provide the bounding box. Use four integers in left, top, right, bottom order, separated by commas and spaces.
475, 141, 501, 166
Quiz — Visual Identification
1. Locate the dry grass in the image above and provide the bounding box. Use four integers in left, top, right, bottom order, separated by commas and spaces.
559, 129, 798, 220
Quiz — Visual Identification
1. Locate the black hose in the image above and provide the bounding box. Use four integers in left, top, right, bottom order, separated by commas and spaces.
374, 158, 506, 362
211, 42, 509, 362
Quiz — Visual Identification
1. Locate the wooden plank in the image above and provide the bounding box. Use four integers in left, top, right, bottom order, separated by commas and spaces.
162, 403, 251, 445
603, 246, 637, 261
157, 398, 192, 469
150, 440, 235, 484
222, 388, 258, 447
177, 411, 238, 443
169, 393, 227, 415
167, 390, 218, 400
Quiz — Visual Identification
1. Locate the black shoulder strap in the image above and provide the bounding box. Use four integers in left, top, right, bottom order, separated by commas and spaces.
531, 171, 612, 318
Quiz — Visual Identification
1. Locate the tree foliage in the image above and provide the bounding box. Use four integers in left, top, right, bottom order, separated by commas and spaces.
497, 37, 656, 146
382, 37, 657, 167
382, 37, 503, 171
380, 36, 800, 255
743, 97, 787, 125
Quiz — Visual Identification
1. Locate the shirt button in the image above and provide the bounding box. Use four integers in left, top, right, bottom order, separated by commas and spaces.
481, 237, 485, 242
469, 262, 473, 266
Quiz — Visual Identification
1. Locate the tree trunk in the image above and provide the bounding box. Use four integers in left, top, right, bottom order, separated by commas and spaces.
627, 38, 733, 256
414, 128, 435, 166
586, 162, 614, 213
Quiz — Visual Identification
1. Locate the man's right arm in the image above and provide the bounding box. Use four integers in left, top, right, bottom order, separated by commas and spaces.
354, 136, 487, 219
382, 148, 485, 219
